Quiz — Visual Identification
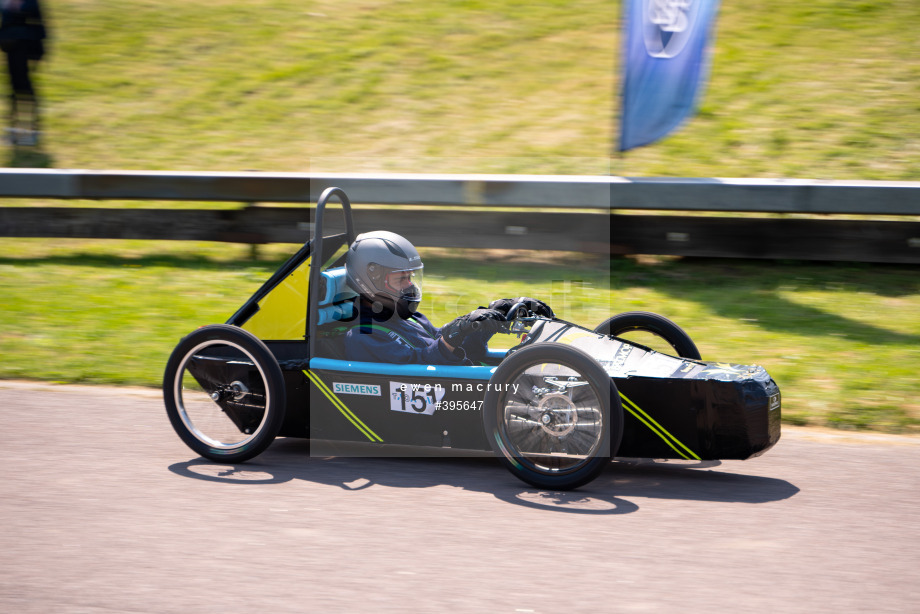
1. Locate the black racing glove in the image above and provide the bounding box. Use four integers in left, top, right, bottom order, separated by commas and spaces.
467, 308, 507, 332
440, 308, 506, 346
488, 297, 554, 318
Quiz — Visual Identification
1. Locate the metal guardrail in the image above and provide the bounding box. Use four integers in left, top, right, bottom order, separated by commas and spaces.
1, 169, 919, 262
1, 169, 919, 214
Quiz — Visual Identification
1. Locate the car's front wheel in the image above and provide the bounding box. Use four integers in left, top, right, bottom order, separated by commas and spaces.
163, 324, 286, 463
482, 343, 623, 490
594, 311, 701, 359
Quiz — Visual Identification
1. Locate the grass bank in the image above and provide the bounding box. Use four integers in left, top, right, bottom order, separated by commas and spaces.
8, 0, 916, 177
1, 238, 917, 434
2, 2, 917, 433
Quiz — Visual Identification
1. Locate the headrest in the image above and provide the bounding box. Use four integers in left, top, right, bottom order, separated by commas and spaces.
316, 302, 354, 326
318, 267, 357, 306
316, 267, 357, 326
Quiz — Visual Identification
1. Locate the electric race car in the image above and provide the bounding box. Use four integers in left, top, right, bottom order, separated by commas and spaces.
163, 188, 781, 490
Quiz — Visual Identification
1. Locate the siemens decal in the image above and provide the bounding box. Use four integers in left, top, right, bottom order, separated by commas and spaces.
333, 382, 381, 396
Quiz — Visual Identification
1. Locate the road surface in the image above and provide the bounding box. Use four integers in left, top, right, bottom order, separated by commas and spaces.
1, 381, 918, 613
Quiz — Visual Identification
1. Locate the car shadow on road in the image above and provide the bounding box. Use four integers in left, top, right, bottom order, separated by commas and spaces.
167, 438, 798, 516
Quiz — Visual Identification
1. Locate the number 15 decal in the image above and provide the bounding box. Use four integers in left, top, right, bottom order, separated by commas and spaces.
389, 381, 446, 416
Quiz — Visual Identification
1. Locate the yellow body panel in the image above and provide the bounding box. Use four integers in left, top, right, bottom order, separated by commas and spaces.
241, 260, 310, 340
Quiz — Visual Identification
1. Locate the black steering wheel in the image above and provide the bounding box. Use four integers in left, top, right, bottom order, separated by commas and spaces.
504, 301, 530, 322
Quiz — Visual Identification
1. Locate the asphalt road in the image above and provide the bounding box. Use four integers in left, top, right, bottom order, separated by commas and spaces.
2, 381, 918, 613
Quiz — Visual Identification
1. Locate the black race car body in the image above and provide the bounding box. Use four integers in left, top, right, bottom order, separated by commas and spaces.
269, 318, 780, 462
164, 187, 781, 490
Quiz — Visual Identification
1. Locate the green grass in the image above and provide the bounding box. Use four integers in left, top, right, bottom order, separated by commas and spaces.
1, 239, 918, 434
6, 0, 916, 177
1, 3, 918, 434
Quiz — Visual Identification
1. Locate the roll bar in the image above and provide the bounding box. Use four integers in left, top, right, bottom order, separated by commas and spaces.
307, 187, 356, 357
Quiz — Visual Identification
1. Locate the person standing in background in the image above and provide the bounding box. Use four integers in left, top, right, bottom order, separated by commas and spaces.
0, 0, 46, 147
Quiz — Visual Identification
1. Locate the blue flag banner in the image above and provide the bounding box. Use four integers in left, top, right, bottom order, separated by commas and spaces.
619, 0, 721, 151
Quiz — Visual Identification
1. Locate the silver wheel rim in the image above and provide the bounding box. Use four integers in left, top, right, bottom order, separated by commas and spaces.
173, 339, 271, 450
501, 362, 604, 474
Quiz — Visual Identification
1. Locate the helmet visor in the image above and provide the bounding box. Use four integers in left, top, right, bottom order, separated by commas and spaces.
383, 265, 423, 304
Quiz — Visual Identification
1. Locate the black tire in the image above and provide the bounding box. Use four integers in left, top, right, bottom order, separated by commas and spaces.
483, 343, 623, 490
594, 311, 701, 360
163, 324, 286, 463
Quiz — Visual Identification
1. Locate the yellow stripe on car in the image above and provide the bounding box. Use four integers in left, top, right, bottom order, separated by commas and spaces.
618, 391, 700, 461
304, 370, 383, 443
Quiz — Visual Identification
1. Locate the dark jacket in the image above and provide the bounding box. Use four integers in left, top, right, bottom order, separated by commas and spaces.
0, 0, 46, 59
344, 301, 490, 365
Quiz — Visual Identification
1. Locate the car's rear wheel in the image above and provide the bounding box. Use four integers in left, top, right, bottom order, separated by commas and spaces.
483, 343, 623, 490
163, 325, 286, 463
594, 311, 701, 359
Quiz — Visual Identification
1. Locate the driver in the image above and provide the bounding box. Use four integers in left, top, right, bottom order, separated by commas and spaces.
343, 230, 551, 365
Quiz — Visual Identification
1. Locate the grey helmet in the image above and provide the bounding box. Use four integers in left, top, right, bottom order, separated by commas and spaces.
345, 231, 424, 317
